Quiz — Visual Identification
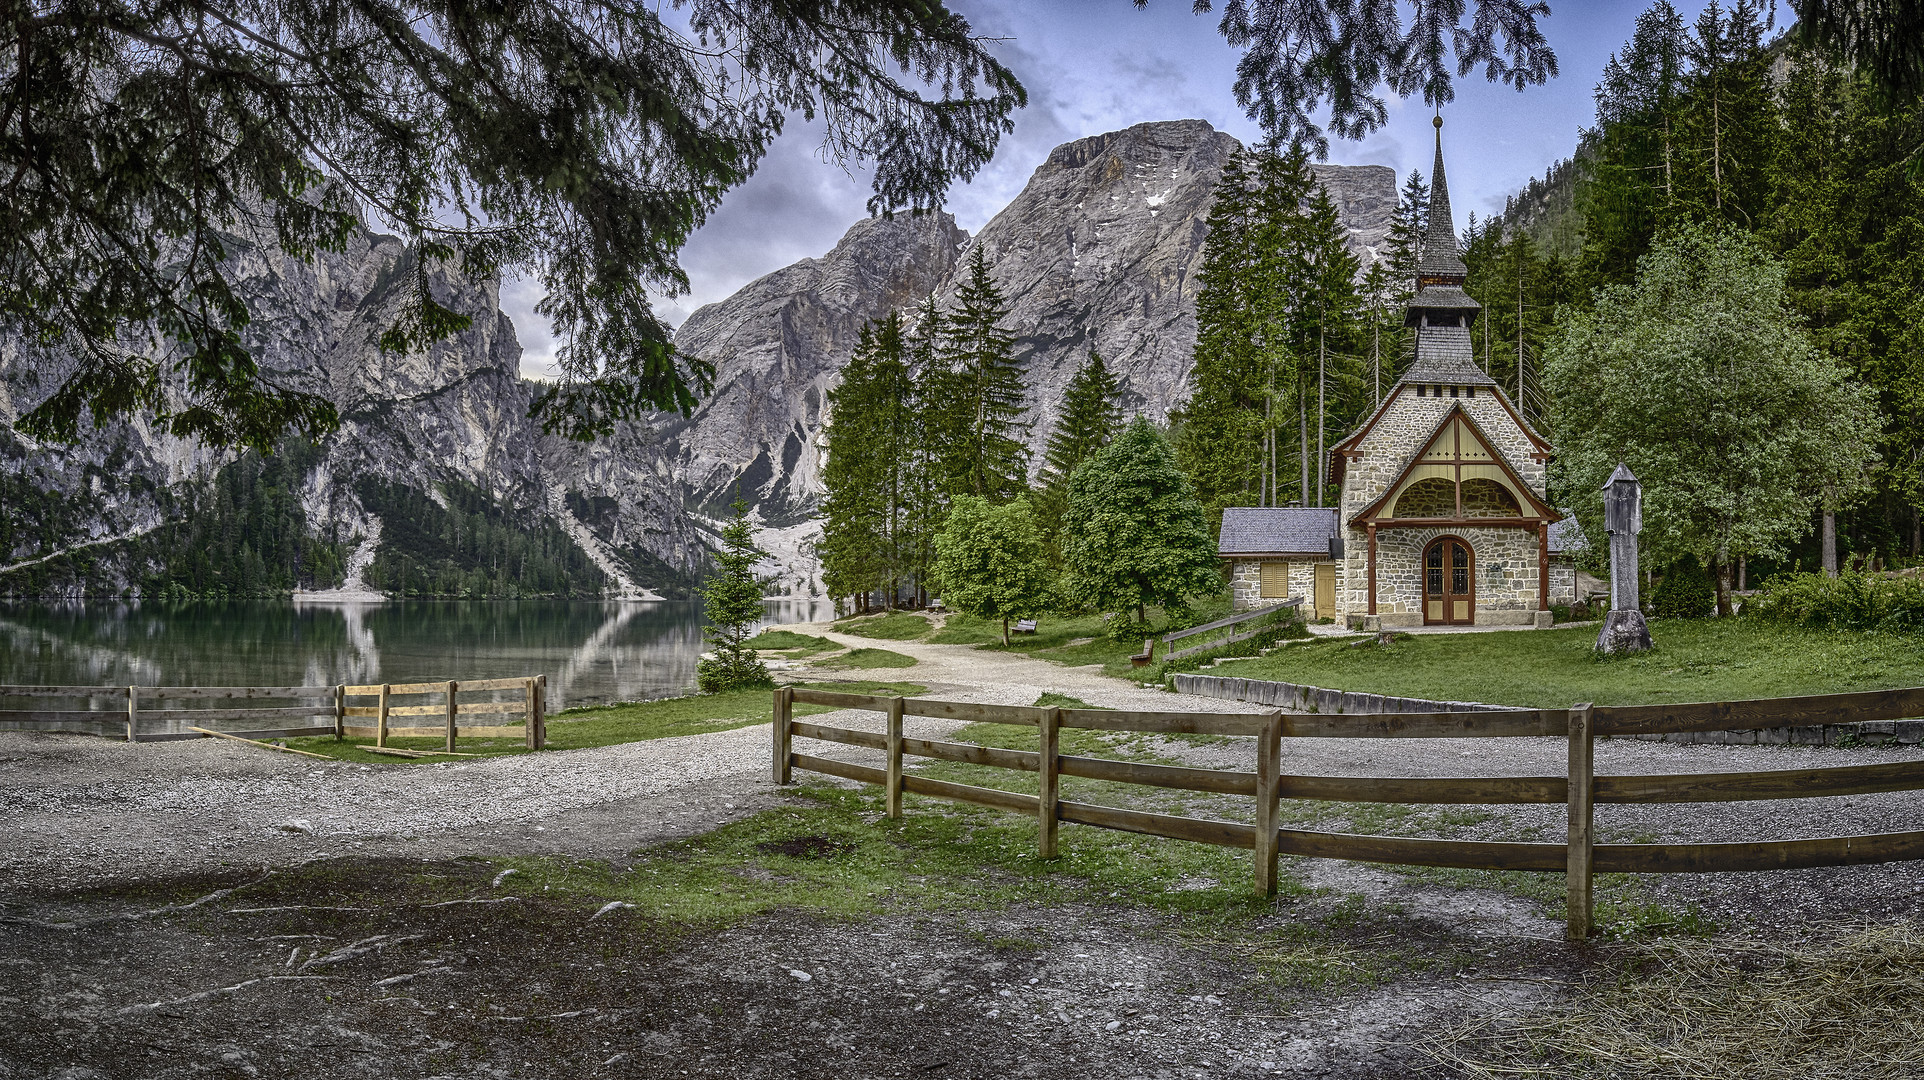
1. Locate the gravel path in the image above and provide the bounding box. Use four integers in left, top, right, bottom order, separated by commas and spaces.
8, 630, 1924, 1080
8, 624, 1924, 928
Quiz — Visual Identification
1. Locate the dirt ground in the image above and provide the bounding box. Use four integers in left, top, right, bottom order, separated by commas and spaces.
1, 811, 1573, 1080
7, 634, 1924, 1079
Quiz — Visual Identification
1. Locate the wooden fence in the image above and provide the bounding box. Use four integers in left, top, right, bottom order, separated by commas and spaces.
770, 685, 1924, 940
0, 676, 548, 752
1160, 599, 1303, 662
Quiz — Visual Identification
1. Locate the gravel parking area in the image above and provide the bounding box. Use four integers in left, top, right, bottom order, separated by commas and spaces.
6, 635, 1924, 1079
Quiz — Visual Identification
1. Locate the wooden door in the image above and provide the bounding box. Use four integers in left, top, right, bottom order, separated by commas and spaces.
1313, 563, 1336, 619
1422, 538, 1475, 625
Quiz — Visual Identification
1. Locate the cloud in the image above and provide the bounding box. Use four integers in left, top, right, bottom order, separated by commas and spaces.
506, 0, 1661, 372
501, 275, 559, 381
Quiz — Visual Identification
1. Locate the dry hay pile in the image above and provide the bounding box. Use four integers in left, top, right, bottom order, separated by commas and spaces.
1435, 922, 1924, 1079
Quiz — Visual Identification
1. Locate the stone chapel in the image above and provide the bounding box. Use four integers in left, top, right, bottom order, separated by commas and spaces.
1220, 117, 1581, 627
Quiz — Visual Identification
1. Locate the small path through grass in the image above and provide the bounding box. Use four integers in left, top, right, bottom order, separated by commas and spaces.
784, 618, 1231, 713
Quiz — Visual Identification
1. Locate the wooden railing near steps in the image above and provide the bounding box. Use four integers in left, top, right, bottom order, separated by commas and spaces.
1160, 599, 1303, 661
771, 684, 1924, 941
0, 675, 548, 752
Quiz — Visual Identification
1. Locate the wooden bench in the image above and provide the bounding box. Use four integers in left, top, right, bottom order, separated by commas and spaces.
1129, 638, 1155, 668
1013, 618, 1038, 634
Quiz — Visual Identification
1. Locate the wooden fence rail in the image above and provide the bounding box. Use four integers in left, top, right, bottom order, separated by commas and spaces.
770, 685, 1924, 941
0, 675, 548, 751
1160, 599, 1304, 662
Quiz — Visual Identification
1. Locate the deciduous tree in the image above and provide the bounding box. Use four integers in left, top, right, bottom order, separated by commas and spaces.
1545, 224, 1879, 615
932, 495, 1055, 646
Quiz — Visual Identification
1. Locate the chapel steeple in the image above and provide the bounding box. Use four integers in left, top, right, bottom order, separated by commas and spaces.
1416, 114, 1469, 284
1398, 114, 1492, 386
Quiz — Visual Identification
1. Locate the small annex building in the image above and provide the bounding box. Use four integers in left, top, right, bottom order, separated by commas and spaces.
1221, 118, 1582, 627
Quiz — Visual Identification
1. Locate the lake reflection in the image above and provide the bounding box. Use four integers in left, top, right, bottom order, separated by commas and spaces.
0, 599, 832, 710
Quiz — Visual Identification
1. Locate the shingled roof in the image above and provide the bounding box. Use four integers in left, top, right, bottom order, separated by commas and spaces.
1548, 514, 1586, 555
1403, 323, 1497, 386
1218, 507, 1340, 557
1416, 115, 1468, 281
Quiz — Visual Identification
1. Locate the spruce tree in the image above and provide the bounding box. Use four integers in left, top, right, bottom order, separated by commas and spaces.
1285, 182, 1363, 507
820, 313, 914, 612
1042, 349, 1125, 488
1580, 1, 1691, 289
1358, 260, 1399, 409
941, 246, 1030, 503
1036, 348, 1125, 548
1385, 169, 1431, 285
1381, 168, 1431, 383
1678, 0, 1775, 229
901, 294, 952, 606
697, 502, 772, 694
1175, 147, 1315, 519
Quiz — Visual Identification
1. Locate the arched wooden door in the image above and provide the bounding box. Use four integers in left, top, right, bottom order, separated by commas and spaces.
1423, 537, 1474, 625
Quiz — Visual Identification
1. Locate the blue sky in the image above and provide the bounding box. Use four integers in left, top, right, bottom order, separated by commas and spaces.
508, 1, 1745, 378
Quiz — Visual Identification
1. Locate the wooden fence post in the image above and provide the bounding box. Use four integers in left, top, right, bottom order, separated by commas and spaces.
377, 683, 391, 748
534, 675, 547, 749
1039, 707, 1061, 858
886, 696, 905, 818
333, 685, 345, 741
1253, 711, 1283, 896
126, 686, 138, 743
1567, 702, 1596, 941
524, 678, 538, 750
772, 686, 793, 784
445, 680, 459, 754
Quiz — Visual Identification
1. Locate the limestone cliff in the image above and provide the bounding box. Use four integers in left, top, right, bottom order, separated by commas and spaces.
669, 120, 1396, 589
1, 119, 1396, 598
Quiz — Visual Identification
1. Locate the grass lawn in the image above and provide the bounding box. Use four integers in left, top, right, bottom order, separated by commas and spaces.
835, 611, 937, 640
743, 630, 838, 657
284, 679, 926, 765
1207, 618, 1924, 707
930, 596, 1239, 679
816, 647, 918, 670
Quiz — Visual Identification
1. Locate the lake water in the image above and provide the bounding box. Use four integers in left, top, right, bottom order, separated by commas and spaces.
0, 598, 833, 711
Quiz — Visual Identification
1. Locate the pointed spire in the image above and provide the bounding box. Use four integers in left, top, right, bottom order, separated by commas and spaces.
1416, 114, 1467, 281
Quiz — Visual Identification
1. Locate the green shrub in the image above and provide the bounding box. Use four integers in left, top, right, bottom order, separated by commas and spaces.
1650, 557, 1715, 619
1747, 571, 1924, 632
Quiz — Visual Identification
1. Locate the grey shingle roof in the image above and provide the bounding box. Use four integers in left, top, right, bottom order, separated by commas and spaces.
1399, 324, 1497, 386
1218, 507, 1340, 557
1548, 514, 1586, 554
1409, 284, 1480, 312
1416, 118, 1468, 280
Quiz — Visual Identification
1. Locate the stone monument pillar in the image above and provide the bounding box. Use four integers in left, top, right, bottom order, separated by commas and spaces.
1596, 463, 1652, 653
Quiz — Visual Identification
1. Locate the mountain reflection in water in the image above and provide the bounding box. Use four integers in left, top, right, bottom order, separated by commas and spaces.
0, 599, 831, 711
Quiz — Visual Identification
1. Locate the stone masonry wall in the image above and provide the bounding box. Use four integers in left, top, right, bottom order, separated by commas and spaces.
1336, 386, 1550, 625
1230, 558, 1329, 613
1230, 560, 1261, 610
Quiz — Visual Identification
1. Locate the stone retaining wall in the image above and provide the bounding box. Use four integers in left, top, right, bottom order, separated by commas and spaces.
1170, 673, 1924, 746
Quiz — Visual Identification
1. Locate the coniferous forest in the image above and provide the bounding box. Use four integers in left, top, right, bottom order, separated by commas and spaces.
1487, 1, 1924, 576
